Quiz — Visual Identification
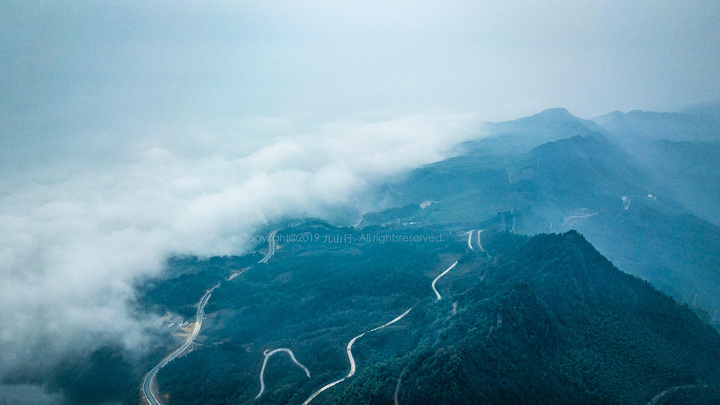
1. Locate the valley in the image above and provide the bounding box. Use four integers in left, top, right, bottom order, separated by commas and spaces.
132, 106, 720, 405
44, 106, 720, 405
5, 4, 720, 404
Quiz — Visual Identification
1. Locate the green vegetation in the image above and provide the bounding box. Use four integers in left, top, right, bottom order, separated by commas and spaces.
28, 108, 720, 405
364, 111, 720, 316
146, 224, 720, 404
336, 231, 720, 405
156, 223, 459, 404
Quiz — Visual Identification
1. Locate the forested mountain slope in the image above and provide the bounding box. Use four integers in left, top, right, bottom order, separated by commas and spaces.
338, 230, 720, 405
149, 226, 720, 404
363, 109, 720, 315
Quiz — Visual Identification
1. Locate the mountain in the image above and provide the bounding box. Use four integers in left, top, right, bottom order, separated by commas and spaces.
338, 230, 720, 405
38, 106, 720, 405
361, 108, 720, 315
594, 109, 720, 143
143, 226, 720, 405
464, 107, 607, 155
594, 108, 720, 226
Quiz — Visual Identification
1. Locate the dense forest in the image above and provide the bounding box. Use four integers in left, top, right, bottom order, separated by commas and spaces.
39, 108, 720, 405
363, 109, 720, 316
144, 222, 720, 404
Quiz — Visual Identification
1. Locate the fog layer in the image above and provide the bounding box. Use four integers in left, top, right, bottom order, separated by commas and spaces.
1, 0, 719, 389
0, 113, 479, 378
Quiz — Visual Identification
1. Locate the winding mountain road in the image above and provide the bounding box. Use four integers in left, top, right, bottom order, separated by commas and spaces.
564, 212, 598, 221
394, 368, 407, 405
141, 231, 460, 404
465, 230, 474, 250
142, 284, 219, 405
301, 308, 413, 405
646, 385, 708, 405
255, 348, 310, 399
431, 261, 458, 301
259, 230, 277, 264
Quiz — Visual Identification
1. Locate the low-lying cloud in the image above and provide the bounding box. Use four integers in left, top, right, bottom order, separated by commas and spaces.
0, 113, 480, 383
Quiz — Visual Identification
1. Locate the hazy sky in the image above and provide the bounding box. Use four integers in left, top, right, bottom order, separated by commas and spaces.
1, 0, 719, 398
1, 0, 717, 177
3, 1, 719, 127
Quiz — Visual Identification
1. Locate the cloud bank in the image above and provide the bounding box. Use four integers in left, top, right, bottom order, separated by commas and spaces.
0, 113, 480, 380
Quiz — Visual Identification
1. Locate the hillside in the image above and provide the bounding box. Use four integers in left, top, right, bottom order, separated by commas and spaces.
39, 107, 720, 405
338, 230, 720, 405
147, 226, 720, 404
594, 108, 720, 226
362, 109, 720, 315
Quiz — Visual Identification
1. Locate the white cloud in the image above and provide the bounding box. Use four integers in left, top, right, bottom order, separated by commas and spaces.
0, 112, 480, 378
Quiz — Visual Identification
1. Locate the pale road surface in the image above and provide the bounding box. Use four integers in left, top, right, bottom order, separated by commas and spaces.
465, 230, 474, 250
141, 284, 219, 405
259, 230, 277, 264
228, 266, 250, 280
646, 385, 708, 405
393, 368, 407, 405
344, 334, 365, 379
431, 261, 459, 301
564, 212, 599, 221
303, 260, 454, 405
255, 348, 311, 399
301, 308, 413, 405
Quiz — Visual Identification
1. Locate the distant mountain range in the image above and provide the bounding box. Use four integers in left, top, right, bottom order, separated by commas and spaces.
40, 105, 720, 404
363, 105, 720, 317
140, 223, 720, 405
595, 106, 720, 226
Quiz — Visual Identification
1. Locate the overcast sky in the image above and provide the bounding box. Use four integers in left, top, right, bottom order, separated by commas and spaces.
2, 1, 719, 175
1, 1, 719, 398
3, 1, 720, 131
